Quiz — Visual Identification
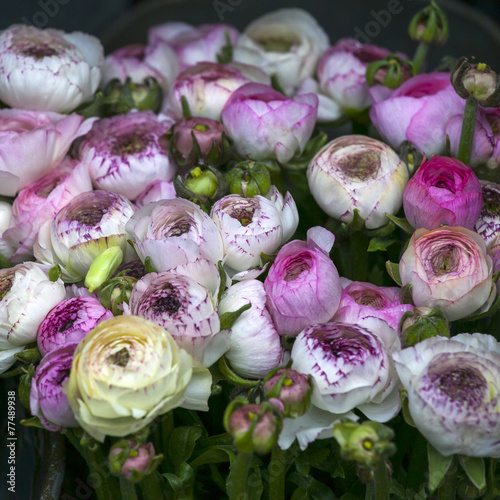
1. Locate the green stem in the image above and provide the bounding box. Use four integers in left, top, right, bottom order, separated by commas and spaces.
82, 443, 117, 500
373, 459, 389, 500
349, 230, 369, 282
413, 42, 430, 74
484, 459, 499, 500
140, 471, 167, 500
437, 457, 457, 500
64, 429, 85, 459
457, 98, 479, 166
268, 446, 287, 500
39, 431, 65, 500
228, 452, 253, 500
119, 477, 138, 500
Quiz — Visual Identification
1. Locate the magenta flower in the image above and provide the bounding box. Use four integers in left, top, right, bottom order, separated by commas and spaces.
149, 22, 239, 71
221, 83, 318, 164
29, 342, 79, 431
0, 109, 92, 196
101, 42, 178, 91
37, 296, 113, 357
264, 226, 342, 337
318, 38, 399, 114
166, 61, 270, 120
369, 72, 466, 156
77, 110, 176, 201
403, 155, 483, 230
4, 158, 92, 263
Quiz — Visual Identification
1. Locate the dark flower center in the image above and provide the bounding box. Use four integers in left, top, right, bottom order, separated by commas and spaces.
20, 45, 60, 59
336, 151, 380, 180
431, 245, 460, 275
150, 288, 182, 316
107, 347, 130, 367
256, 37, 297, 53
0, 273, 14, 301
70, 206, 106, 226
112, 134, 149, 156
284, 256, 311, 281
166, 222, 191, 237
227, 201, 257, 226
349, 289, 387, 309
35, 177, 62, 198
432, 367, 486, 409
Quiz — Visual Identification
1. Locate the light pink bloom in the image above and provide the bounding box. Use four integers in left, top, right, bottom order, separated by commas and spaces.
0, 109, 92, 196
0, 25, 103, 112
134, 180, 177, 208
4, 158, 92, 262
149, 22, 239, 71
221, 83, 318, 164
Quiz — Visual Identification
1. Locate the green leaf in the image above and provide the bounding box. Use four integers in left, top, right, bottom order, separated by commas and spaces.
144, 256, 156, 274
367, 237, 399, 252
189, 446, 235, 469
168, 426, 203, 466
163, 462, 194, 492
217, 260, 227, 303
367, 221, 396, 238
219, 303, 251, 330
181, 95, 191, 118
0, 253, 13, 269
400, 390, 416, 428
386, 260, 402, 286
385, 213, 414, 234
459, 456, 486, 491
291, 487, 310, 500
20, 416, 45, 429
427, 443, 454, 492
48, 264, 62, 282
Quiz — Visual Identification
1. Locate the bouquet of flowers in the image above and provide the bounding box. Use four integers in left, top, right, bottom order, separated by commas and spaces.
1, 2, 500, 498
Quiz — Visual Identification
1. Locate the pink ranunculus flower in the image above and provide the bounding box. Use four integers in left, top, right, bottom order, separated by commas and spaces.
211, 186, 298, 273
149, 22, 239, 71
37, 296, 113, 357
369, 72, 466, 156
403, 155, 483, 230
264, 226, 342, 337
232, 8, 329, 95
291, 321, 401, 422
134, 180, 177, 209
0, 109, 92, 196
101, 42, 179, 92
127, 271, 228, 367
4, 158, 93, 263
307, 135, 409, 229
218, 279, 283, 379
125, 198, 225, 294
30, 342, 79, 431
221, 83, 318, 164
399, 226, 496, 321
166, 61, 270, 120
77, 110, 176, 201
0, 25, 103, 112
317, 38, 401, 115
34, 190, 136, 283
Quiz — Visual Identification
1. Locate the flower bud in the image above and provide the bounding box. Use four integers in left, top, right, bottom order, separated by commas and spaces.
332, 420, 396, 469
408, 0, 448, 46
263, 368, 311, 418
224, 398, 282, 455
400, 307, 450, 347
85, 246, 124, 293
98, 275, 137, 316
226, 161, 271, 197
109, 440, 161, 483
104, 77, 162, 115
451, 57, 500, 107
167, 117, 230, 170
366, 54, 415, 90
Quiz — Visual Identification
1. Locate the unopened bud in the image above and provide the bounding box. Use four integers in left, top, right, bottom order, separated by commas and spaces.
226, 161, 272, 198
84, 246, 124, 293
408, 0, 448, 46
400, 306, 449, 347
98, 275, 137, 316
104, 77, 162, 115
366, 55, 415, 90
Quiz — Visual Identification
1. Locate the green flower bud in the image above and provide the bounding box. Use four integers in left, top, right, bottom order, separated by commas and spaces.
224, 397, 282, 455
185, 166, 218, 197
408, 0, 448, 46
400, 306, 450, 347
263, 368, 311, 418
451, 57, 500, 107
366, 54, 415, 90
226, 161, 272, 197
104, 77, 162, 115
333, 420, 396, 469
98, 275, 137, 316
84, 246, 124, 293
399, 141, 424, 176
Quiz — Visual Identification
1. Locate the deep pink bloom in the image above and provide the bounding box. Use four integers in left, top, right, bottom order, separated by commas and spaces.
369, 73, 466, 156
264, 227, 341, 337
403, 155, 483, 230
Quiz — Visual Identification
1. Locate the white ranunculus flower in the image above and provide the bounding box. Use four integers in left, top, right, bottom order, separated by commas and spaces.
393, 333, 500, 457
307, 135, 409, 229
233, 8, 329, 95
218, 279, 283, 379
0, 200, 14, 260
34, 190, 135, 283
0, 262, 66, 351
0, 25, 103, 112
292, 322, 401, 422
67, 316, 193, 442
211, 186, 298, 273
